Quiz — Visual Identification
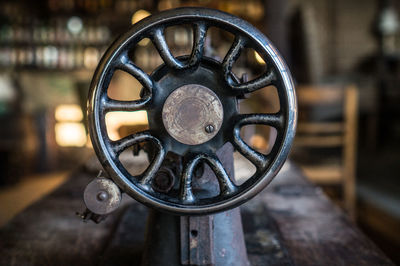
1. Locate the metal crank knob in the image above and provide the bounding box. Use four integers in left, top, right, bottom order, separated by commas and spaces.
83, 177, 122, 215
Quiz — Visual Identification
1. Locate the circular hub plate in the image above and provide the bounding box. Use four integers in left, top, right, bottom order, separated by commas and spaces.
84, 178, 122, 215
162, 84, 223, 145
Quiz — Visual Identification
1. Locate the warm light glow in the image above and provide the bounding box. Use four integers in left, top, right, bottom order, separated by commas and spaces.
138, 38, 150, 46
55, 122, 87, 147
67, 16, 83, 35
84, 47, 99, 69
132, 10, 151, 24
105, 111, 148, 140
254, 51, 266, 65
86, 134, 93, 148
249, 134, 268, 152
132, 10, 151, 46
55, 104, 83, 122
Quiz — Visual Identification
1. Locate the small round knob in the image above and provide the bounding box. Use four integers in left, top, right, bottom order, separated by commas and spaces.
97, 191, 109, 201
84, 178, 121, 215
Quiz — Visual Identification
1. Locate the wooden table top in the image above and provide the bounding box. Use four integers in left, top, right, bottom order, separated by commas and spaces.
0, 161, 393, 266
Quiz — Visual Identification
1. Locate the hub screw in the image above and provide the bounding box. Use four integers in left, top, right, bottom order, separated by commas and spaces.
97, 191, 108, 201
205, 124, 215, 133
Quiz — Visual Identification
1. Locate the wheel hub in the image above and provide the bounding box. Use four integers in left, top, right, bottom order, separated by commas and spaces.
162, 84, 224, 146
146, 57, 238, 156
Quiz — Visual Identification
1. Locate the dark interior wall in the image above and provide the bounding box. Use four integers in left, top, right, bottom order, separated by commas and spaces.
334, 0, 377, 74
284, 0, 378, 81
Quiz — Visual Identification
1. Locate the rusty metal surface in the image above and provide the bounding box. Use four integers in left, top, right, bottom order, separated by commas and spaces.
179, 143, 247, 266
141, 143, 249, 266
162, 84, 223, 146
140, 207, 251, 266
180, 216, 215, 265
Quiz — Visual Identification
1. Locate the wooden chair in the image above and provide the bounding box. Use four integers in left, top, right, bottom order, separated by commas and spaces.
293, 85, 359, 219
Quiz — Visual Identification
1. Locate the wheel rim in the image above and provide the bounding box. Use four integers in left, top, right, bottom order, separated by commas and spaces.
88, 7, 297, 215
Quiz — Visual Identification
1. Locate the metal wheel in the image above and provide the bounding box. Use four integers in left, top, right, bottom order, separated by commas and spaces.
88, 7, 297, 215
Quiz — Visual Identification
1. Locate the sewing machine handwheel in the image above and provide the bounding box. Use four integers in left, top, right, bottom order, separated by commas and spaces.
88, 8, 297, 215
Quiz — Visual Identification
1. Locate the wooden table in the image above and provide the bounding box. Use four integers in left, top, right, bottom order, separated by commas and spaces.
0, 161, 393, 266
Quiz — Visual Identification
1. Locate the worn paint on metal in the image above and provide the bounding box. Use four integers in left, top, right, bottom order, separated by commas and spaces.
83, 177, 122, 215
162, 84, 223, 145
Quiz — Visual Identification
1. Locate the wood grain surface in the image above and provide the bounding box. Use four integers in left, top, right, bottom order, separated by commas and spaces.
0, 163, 393, 266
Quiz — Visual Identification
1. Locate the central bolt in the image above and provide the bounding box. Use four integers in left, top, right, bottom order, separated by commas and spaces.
205, 124, 215, 133
152, 167, 175, 193
97, 191, 108, 201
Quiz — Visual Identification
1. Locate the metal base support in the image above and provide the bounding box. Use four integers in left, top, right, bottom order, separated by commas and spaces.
141, 208, 249, 266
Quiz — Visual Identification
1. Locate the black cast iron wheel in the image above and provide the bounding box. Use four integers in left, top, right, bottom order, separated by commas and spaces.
88, 7, 297, 215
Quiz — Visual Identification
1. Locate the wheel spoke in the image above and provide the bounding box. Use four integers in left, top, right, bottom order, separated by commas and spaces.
116, 54, 153, 92
110, 132, 165, 188
110, 131, 152, 155
222, 35, 277, 93
140, 139, 165, 187
102, 97, 150, 112
235, 112, 284, 130
180, 153, 237, 203
202, 155, 237, 196
222, 36, 246, 83
102, 54, 153, 112
151, 27, 185, 70
232, 69, 276, 93
180, 157, 198, 203
187, 22, 207, 67
232, 136, 267, 169
232, 113, 284, 168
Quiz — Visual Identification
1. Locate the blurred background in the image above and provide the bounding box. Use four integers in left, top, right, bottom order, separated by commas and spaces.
0, 0, 399, 263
